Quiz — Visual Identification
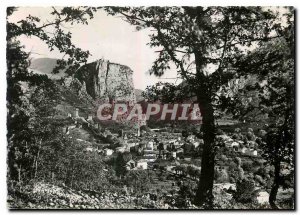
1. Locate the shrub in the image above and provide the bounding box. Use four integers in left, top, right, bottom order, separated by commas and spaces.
248, 128, 254, 133
258, 129, 267, 137
237, 167, 245, 180
115, 152, 132, 177
253, 159, 264, 168
215, 169, 229, 183
255, 167, 268, 177
255, 137, 263, 145
124, 170, 152, 195
229, 177, 236, 183
254, 174, 265, 186
220, 154, 228, 162
175, 184, 195, 208
228, 161, 237, 171
234, 179, 256, 203
246, 132, 256, 141
234, 128, 241, 133
242, 160, 254, 172
182, 130, 189, 138
216, 129, 225, 135
235, 157, 242, 166
140, 125, 150, 132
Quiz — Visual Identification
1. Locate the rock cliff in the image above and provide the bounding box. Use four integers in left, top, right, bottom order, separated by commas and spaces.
74, 59, 136, 104
30, 58, 137, 105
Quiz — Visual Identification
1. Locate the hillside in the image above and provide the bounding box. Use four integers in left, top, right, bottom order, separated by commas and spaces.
29, 58, 67, 79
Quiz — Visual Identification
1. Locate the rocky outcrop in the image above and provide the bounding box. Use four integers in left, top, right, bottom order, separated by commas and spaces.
74, 59, 136, 104
29, 58, 137, 105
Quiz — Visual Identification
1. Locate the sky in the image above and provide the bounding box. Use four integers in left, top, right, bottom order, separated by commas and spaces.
8, 7, 290, 90
9, 7, 181, 90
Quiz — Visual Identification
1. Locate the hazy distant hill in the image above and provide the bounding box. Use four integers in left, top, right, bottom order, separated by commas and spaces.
134, 89, 144, 102
29, 58, 67, 79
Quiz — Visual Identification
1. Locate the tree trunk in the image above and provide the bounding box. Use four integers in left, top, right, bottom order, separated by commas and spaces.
194, 97, 215, 208
34, 139, 42, 179
269, 161, 280, 209
192, 50, 216, 208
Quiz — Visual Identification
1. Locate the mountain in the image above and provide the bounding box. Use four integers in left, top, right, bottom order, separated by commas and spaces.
29, 58, 137, 118
29, 58, 67, 79
74, 59, 136, 103
30, 58, 137, 103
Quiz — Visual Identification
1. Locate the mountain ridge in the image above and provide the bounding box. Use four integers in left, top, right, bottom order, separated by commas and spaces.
29, 58, 144, 103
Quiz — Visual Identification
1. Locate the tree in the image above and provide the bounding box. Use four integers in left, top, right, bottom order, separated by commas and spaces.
115, 152, 132, 177
7, 7, 97, 183
105, 6, 283, 207
262, 126, 294, 209
6, 46, 61, 182
142, 82, 188, 102
182, 130, 189, 139
125, 170, 152, 195
157, 142, 164, 156
232, 9, 294, 208
234, 179, 255, 203
7, 7, 97, 74
177, 183, 195, 208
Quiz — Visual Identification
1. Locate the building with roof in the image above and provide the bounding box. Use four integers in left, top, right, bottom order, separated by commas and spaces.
136, 159, 148, 170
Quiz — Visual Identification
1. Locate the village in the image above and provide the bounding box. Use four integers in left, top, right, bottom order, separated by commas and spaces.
64, 107, 260, 167
53, 106, 286, 206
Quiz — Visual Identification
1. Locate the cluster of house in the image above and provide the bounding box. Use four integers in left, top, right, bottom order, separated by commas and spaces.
116, 133, 158, 170
63, 108, 98, 135
125, 159, 148, 170
157, 134, 203, 159
65, 107, 147, 134
78, 128, 204, 171
217, 134, 258, 157
111, 131, 205, 171
65, 108, 258, 178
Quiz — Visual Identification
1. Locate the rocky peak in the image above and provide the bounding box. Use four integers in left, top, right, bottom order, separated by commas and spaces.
75, 59, 136, 103
29, 58, 137, 109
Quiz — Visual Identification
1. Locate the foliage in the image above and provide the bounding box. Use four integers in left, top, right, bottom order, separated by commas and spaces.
176, 184, 195, 208
234, 179, 255, 203
214, 169, 229, 183
142, 82, 188, 103
124, 170, 153, 195
7, 7, 97, 75
104, 6, 285, 207
234, 10, 295, 208
7, 6, 98, 186
242, 160, 254, 172
115, 152, 132, 177
262, 127, 294, 171
40, 137, 112, 192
